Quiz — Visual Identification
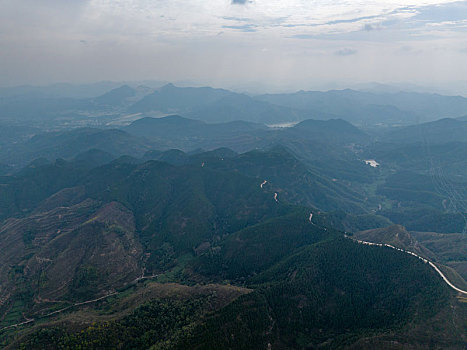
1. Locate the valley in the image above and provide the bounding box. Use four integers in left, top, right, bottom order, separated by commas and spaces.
3, 0, 467, 347
0, 84, 467, 349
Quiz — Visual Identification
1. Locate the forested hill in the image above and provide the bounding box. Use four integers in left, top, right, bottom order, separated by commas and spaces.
1, 148, 466, 349
1, 84, 467, 348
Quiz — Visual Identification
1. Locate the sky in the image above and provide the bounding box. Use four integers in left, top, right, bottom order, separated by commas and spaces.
1, 0, 467, 92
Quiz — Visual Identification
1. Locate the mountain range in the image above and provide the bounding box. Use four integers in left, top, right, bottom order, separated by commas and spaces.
1, 83, 467, 349
3, 83, 467, 128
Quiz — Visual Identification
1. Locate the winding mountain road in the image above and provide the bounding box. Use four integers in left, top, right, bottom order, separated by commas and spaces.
5, 182, 465, 334
257, 180, 467, 296
353, 238, 467, 295
300, 201, 467, 295
428, 261, 467, 295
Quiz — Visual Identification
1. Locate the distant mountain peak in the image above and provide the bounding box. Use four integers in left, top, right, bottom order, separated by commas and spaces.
160, 83, 176, 90
129, 115, 204, 127
94, 84, 136, 105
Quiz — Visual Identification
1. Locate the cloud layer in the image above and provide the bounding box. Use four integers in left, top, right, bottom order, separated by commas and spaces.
0, 0, 466, 91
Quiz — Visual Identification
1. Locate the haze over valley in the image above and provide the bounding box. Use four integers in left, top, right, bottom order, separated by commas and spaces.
1, 0, 467, 349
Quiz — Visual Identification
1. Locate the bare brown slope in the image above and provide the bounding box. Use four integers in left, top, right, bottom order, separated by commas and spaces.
0, 197, 142, 327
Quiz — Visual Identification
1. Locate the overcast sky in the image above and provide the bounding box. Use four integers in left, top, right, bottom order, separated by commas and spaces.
1, 0, 467, 92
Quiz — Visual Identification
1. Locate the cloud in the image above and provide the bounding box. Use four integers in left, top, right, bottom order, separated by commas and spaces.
326, 15, 381, 26
364, 23, 380, 31
1, 0, 466, 90
291, 34, 314, 39
223, 16, 251, 22
413, 1, 467, 22
335, 48, 357, 56
222, 24, 257, 32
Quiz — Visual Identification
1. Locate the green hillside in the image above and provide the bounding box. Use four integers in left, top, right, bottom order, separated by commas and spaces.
1, 111, 467, 348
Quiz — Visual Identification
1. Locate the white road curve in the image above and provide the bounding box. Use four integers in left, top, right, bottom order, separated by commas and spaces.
428, 262, 467, 295
354, 239, 467, 295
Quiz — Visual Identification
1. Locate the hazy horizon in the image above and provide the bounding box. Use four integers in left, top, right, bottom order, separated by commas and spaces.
2, 79, 467, 98
1, 1, 467, 95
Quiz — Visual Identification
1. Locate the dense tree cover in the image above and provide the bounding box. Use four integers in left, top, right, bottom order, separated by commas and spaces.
382, 207, 467, 233
319, 210, 392, 233
193, 145, 371, 214
0, 159, 86, 220
175, 238, 450, 349
92, 160, 293, 272
18, 297, 211, 350
377, 171, 447, 209
16, 238, 451, 349
1, 123, 466, 349
191, 209, 336, 281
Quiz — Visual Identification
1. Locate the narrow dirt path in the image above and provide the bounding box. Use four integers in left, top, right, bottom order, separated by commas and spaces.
0, 274, 159, 333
